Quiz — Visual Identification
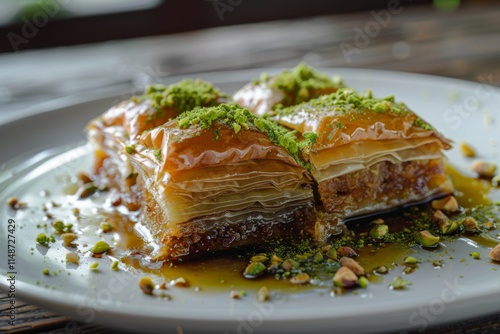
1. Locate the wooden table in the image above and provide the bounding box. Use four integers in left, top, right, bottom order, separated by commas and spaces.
1, 3, 499, 333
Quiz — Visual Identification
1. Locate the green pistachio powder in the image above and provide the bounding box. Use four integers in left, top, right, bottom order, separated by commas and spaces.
145, 79, 226, 113
257, 63, 343, 105
137, 66, 431, 169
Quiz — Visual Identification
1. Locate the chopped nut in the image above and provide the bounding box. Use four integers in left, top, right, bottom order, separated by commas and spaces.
61, 233, 77, 247
437, 216, 461, 235
230, 290, 241, 299
52, 219, 65, 233
431, 196, 459, 212
100, 222, 113, 233
139, 276, 154, 295
92, 240, 111, 254
461, 216, 479, 233
369, 224, 389, 239
36, 233, 50, 245
313, 252, 323, 263
171, 277, 189, 287
489, 244, 500, 262
250, 254, 268, 263
290, 273, 310, 284
257, 286, 269, 302
6, 196, 18, 208
244, 262, 267, 278
432, 209, 449, 224
281, 258, 299, 271
78, 182, 97, 199
65, 252, 80, 265
415, 230, 440, 247
358, 276, 369, 289
404, 256, 419, 265
470, 252, 481, 260
111, 260, 119, 270
89, 262, 99, 270
471, 160, 497, 178
333, 266, 358, 288
374, 266, 389, 275
371, 218, 385, 225
42, 268, 50, 275
337, 246, 358, 258
459, 142, 476, 158
340, 257, 365, 276
76, 171, 93, 184
325, 247, 338, 260
390, 276, 411, 290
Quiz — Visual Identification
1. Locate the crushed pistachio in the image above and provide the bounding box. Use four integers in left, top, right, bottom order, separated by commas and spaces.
90, 262, 99, 270
415, 230, 440, 247
111, 260, 119, 270
66, 252, 80, 265
277, 88, 410, 116
257, 286, 269, 302
471, 160, 497, 178
244, 262, 267, 279
6, 196, 18, 208
145, 79, 226, 112
42, 268, 50, 275
358, 276, 369, 289
490, 244, 500, 262
176, 104, 306, 167
460, 141, 476, 158
256, 63, 342, 105
61, 233, 77, 247
139, 276, 155, 295
101, 222, 113, 233
36, 233, 51, 245
390, 276, 411, 290
470, 252, 481, 260
125, 145, 135, 154
92, 241, 111, 254
290, 273, 310, 284
333, 266, 358, 288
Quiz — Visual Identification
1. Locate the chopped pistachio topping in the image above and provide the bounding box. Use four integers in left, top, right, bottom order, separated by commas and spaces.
413, 118, 433, 130
258, 63, 342, 105
176, 104, 305, 167
92, 240, 111, 254
36, 233, 51, 245
154, 149, 162, 162
390, 276, 411, 289
145, 79, 226, 112
277, 88, 410, 116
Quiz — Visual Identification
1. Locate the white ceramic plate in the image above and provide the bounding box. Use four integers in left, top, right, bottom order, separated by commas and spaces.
1, 69, 500, 334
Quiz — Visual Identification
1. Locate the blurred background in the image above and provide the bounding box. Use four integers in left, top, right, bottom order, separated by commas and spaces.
1, 0, 500, 119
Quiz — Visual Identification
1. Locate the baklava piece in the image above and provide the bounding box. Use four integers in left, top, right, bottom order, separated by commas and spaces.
233, 63, 343, 116
274, 88, 453, 240
127, 104, 316, 260
86, 79, 227, 210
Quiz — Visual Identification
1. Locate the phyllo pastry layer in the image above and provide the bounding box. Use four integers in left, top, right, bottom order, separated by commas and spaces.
86, 79, 226, 210
233, 63, 343, 116
274, 88, 453, 225
127, 104, 315, 260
